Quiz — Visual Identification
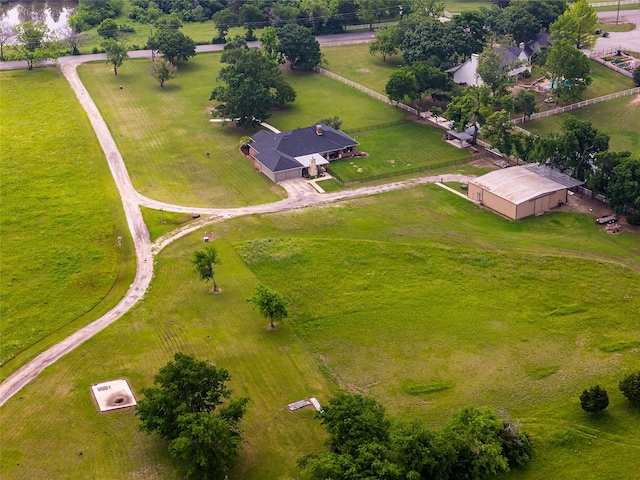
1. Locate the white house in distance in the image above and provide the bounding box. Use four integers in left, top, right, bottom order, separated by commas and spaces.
446, 40, 541, 87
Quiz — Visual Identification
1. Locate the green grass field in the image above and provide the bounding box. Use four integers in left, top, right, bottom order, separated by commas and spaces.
0, 68, 135, 376
444, 0, 493, 13
79, 54, 412, 206
2, 185, 639, 479
78, 54, 284, 208
322, 43, 404, 94
585, 60, 637, 98
328, 123, 470, 182
524, 95, 640, 156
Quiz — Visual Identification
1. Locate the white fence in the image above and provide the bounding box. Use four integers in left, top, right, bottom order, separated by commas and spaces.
345, 21, 398, 31
589, 0, 638, 6
314, 66, 419, 116
513, 88, 640, 123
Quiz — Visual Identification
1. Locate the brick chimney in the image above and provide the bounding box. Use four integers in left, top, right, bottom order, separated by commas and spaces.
316, 124, 323, 135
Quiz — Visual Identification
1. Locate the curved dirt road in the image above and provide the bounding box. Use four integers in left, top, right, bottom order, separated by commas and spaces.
0, 57, 474, 407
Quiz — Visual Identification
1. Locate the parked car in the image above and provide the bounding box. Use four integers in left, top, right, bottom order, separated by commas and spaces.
596, 215, 617, 224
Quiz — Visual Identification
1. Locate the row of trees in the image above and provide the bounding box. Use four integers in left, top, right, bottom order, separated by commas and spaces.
299, 392, 532, 479
369, 0, 570, 70
581, 372, 640, 414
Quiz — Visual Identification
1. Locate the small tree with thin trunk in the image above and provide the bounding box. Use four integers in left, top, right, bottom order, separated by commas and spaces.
580, 385, 609, 414
192, 246, 221, 293
247, 283, 288, 329
151, 58, 177, 87
0, 20, 15, 60
102, 39, 128, 75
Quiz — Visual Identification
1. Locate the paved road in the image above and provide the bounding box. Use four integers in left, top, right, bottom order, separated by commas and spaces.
0, 31, 374, 71
595, 9, 640, 52
0, 46, 473, 406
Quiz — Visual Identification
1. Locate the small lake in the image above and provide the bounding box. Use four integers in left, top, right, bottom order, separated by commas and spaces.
0, 1, 77, 32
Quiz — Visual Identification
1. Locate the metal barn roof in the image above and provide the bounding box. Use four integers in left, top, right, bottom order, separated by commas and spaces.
469, 166, 568, 205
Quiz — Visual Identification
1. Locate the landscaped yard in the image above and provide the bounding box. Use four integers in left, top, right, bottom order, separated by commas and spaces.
524, 94, 640, 156
1, 184, 638, 479
327, 122, 471, 182
0, 68, 135, 377
79, 54, 413, 206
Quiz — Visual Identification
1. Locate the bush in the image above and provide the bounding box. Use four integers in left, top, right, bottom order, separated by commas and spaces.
627, 213, 640, 226
580, 385, 609, 413
619, 372, 640, 406
633, 66, 640, 87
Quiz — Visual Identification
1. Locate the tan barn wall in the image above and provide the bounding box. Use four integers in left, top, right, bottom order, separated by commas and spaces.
515, 189, 567, 220
482, 190, 517, 220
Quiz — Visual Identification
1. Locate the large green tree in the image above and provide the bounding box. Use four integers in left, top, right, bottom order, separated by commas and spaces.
580, 385, 609, 413
445, 86, 493, 144
212, 9, 238, 43
148, 27, 196, 63
210, 47, 296, 128
136, 353, 249, 480
550, 0, 597, 49
545, 39, 591, 104
514, 89, 538, 122
10, 22, 58, 70
277, 23, 322, 69
102, 39, 128, 75
247, 283, 288, 329
369, 25, 401, 61
530, 115, 609, 179
385, 67, 419, 103
607, 156, 640, 214
192, 246, 221, 292
482, 110, 514, 157
442, 406, 509, 478
477, 46, 515, 97
619, 372, 640, 407
97, 18, 118, 39
151, 57, 177, 87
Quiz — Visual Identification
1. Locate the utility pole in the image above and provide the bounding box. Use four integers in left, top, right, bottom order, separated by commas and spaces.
616, 0, 621, 24
150, 24, 155, 61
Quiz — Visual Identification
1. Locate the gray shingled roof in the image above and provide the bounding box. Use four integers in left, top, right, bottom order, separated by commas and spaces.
499, 46, 525, 69
250, 123, 358, 172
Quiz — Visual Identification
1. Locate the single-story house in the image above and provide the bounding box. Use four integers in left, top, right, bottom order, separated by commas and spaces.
468, 165, 583, 220
248, 123, 358, 182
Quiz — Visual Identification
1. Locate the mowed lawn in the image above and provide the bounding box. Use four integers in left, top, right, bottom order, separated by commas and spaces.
79, 54, 283, 208
79, 54, 409, 206
525, 95, 640, 156
2, 185, 639, 479
329, 123, 471, 182
584, 60, 636, 99
321, 43, 404, 93
0, 68, 135, 375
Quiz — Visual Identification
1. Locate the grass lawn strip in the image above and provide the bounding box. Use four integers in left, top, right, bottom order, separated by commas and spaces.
524, 94, 640, 156
1, 185, 638, 479
328, 123, 470, 182
0, 68, 135, 374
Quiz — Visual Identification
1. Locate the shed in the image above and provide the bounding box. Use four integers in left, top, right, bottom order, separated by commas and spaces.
468, 166, 575, 220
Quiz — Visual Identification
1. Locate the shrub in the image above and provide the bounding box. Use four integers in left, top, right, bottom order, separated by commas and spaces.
634, 66, 640, 87
626, 213, 640, 226
580, 385, 609, 413
619, 372, 640, 406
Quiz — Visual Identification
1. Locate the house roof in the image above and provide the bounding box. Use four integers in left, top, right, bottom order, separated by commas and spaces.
250, 123, 358, 172
524, 32, 552, 58
499, 46, 526, 69
469, 166, 568, 205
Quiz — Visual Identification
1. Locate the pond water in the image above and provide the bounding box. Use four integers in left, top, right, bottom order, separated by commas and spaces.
0, 1, 77, 32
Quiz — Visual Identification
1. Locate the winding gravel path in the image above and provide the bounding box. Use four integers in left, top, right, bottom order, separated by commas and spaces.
0, 55, 474, 407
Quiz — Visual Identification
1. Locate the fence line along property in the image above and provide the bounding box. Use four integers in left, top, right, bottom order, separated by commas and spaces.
589, 0, 639, 7
314, 66, 419, 116
513, 88, 640, 123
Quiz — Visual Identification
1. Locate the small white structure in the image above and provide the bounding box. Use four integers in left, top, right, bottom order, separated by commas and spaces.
91, 379, 137, 412
446, 53, 483, 86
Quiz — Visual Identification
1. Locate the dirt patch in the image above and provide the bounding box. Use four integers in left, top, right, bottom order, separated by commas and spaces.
629, 95, 640, 106
359, 68, 370, 73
